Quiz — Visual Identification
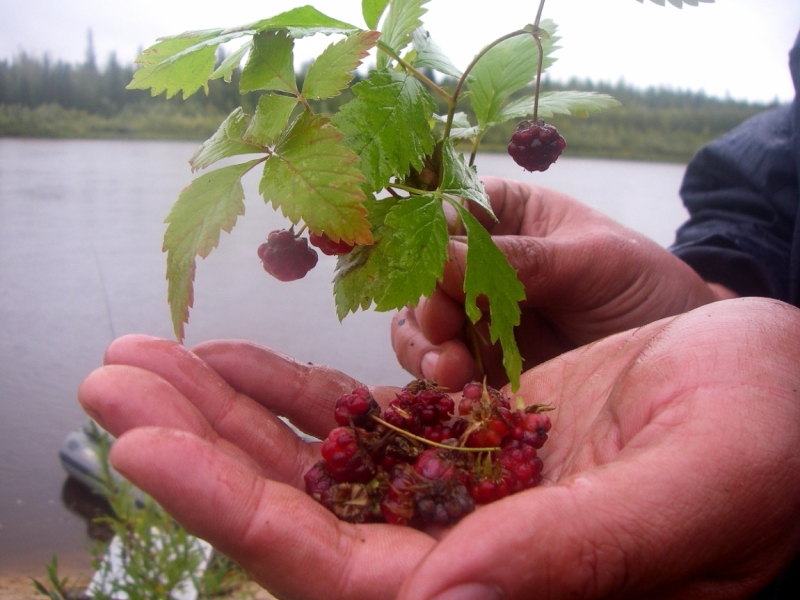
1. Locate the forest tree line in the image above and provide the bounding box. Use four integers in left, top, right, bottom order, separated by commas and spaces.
0, 42, 781, 162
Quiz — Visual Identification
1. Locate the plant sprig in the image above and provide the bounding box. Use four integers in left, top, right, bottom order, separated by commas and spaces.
131, 0, 621, 390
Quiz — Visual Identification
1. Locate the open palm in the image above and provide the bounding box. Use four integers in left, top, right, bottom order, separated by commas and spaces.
79, 297, 800, 600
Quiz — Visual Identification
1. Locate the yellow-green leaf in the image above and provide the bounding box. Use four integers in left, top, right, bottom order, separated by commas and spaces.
164, 160, 259, 340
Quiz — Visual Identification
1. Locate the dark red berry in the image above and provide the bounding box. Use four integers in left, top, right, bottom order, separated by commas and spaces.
320, 427, 376, 483
258, 229, 318, 282
304, 460, 337, 504
309, 232, 355, 256
507, 120, 566, 172
334, 387, 380, 429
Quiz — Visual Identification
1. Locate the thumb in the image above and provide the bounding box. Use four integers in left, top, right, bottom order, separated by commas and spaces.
397, 445, 780, 600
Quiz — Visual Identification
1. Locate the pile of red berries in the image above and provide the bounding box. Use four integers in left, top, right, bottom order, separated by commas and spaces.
507, 120, 566, 172
305, 380, 551, 527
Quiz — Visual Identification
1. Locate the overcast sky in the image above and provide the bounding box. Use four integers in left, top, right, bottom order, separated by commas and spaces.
1, 0, 799, 104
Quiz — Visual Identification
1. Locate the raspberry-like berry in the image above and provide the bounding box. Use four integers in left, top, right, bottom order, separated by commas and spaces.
334, 387, 380, 429
320, 427, 376, 483
304, 460, 337, 505
507, 120, 566, 172
258, 229, 318, 282
309, 232, 355, 256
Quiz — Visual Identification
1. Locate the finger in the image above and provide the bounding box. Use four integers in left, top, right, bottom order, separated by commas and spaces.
391, 306, 479, 391
416, 287, 466, 346
101, 334, 317, 486
111, 427, 435, 600
191, 338, 376, 439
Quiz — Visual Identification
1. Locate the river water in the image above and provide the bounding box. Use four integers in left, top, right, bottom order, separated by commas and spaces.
0, 138, 689, 575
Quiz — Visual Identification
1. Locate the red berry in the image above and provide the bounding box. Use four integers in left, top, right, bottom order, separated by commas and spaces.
320, 427, 376, 483
309, 232, 355, 256
334, 387, 380, 429
507, 120, 566, 172
258, 229, 318, 282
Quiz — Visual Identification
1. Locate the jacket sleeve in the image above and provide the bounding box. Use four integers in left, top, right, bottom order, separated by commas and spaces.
670, 105, 799, 301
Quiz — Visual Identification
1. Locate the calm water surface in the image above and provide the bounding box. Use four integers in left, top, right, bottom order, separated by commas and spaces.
0, 139, 688, 574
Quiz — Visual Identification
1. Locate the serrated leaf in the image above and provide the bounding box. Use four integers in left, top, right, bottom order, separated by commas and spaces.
375, 195, 449, 310
210, 41, 252, 82
243, 94, 298, 147
240, 30, 298, 94
164, 160, 258, 340
491, 91, 620, 125
333, 69, 436, 192
377, 0, 429, 69
303, 31, 380, 100
468, 20, 559, 127
189, 108, 264, 172
334, 196, 400, 318
448, 201, 525, 390
362, 0, 391, 29
260, 110, 372, 245
244, 6, 361, 37
127, 31, 228, 99
412, 29, 462, 79
440, 143, 494, 217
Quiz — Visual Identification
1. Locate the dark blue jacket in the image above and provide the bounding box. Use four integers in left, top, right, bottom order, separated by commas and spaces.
672, 29, 800, 307
671, 29, 800, 599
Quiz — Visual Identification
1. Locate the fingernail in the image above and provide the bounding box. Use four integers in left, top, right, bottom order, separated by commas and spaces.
421, 351, 440, 381
431, 583, 504, 600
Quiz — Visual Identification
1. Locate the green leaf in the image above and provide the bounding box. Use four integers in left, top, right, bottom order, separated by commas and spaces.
210, 41, 252, 82
333, 69, 436, 192
375, 195, 449, 310
127, 30, 233, 99
164, 160, 258, 340
362, 0, 391, 29
492, 91, 621, 124
189, 108, 264, 172
448, 201, 525, 390
333, 196, 400, 318
240, 30, 298, 94
303, 31, 380, 100
468, 20, 559, 127
377, 0, 429, 69
243, 94, 299, 147
260, 110, 372, 245
411, 29, 462, 79
440, 143, 494, 217
245, 5, 361, 37
435, 112, 480, 140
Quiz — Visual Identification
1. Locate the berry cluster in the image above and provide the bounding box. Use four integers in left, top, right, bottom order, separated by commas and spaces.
305, 380, 551, 527
507, 120, 566, 172
258, 229, 355, 282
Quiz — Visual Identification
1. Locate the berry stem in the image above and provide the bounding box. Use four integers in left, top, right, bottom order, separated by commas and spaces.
442, 29, 530, 145
531, 0, 547, 122
369, 415, 500, 453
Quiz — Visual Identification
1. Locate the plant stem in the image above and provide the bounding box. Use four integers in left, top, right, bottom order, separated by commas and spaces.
443, 29, 530, 143
376, 40, 453, 106
531, 0, 547, 122
370, 415, 500, 453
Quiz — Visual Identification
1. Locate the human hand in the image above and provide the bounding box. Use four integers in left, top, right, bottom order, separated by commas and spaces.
391, 176, 737, 390
78, 297, 800, 599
